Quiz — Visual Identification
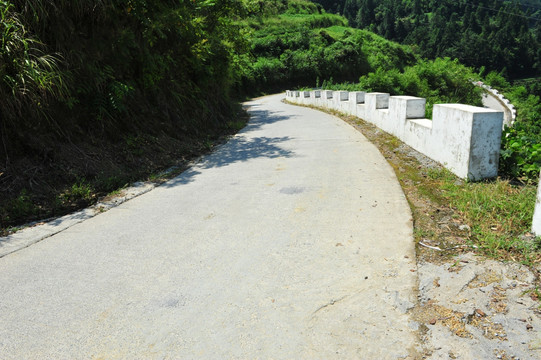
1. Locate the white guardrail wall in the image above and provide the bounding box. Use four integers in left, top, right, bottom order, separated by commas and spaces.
533, 170, 541, 235
475, 81, 516, 127
286, 89, 504, 181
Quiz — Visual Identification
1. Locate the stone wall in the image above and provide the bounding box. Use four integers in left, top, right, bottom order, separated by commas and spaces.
286, 90, 504, 180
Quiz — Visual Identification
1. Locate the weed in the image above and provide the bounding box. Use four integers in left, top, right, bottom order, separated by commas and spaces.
125, 135, 145, 156
227, 120, 247, 132
203, 138, 214, 151
61, 179, 94, 204
4, 189, 37, 222
522, 286, 541, 305
385, 137, 401, 150
414, 228, 436, 240
425, 167, 455, 181
96, 175, 128, 193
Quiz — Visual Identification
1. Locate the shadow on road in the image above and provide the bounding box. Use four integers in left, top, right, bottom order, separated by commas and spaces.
162, 106, 295, 187
241, 106, 291, 132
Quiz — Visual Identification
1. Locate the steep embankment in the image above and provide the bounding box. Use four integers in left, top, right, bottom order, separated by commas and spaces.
0, 0, 252, 230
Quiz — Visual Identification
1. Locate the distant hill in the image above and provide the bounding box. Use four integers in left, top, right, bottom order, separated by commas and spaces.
311, 0, 541, 79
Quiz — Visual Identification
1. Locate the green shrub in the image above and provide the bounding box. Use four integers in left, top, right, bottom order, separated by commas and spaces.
484, 72, 541, 182
356, 58, 482, 116
2, 189, 37, 223
0, 1, 65, 132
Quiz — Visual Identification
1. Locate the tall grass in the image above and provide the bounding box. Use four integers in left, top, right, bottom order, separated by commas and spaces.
0, 0, 67, 165
0, 1, 65, 114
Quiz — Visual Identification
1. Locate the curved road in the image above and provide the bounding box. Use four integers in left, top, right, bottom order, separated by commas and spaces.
482, 92, 513, 127
0, 94, 418, 359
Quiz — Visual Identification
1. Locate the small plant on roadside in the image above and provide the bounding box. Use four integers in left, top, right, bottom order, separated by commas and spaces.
124, 135, 146, 156
227, 120, 247, 132
61, 179, 94, 204
2, 189, 37, 224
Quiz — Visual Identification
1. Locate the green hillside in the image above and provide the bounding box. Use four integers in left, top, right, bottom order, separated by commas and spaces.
239, 10, 417, 92
312, 0, 541, 79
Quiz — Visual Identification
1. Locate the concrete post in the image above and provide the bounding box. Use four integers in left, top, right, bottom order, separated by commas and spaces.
346, 92, 365, 116
389, 96, 426, 119
430, 104, 502, 180
352, 92, 366, 104
339, 91, 349, 101
365, 92, 390, 110
532, 171, 541, 235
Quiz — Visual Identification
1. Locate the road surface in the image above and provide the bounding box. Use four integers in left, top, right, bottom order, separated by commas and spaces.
0, 94, 418, 359
482, 92, 513, 127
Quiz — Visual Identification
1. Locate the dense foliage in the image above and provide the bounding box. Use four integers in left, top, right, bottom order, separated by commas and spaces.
0, 0, 250, 226
240, 20, 418, 93
1, 0, 247, 158
320, 57, 483, 117
312, 0, 541, 79
483, 72, 541, 182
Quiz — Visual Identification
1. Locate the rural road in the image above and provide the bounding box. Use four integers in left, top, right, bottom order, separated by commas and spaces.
0, 94, 419, 359
482, 92, 513, 127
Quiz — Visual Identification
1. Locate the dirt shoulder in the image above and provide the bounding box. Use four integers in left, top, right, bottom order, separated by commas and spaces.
337, 111, 541, 359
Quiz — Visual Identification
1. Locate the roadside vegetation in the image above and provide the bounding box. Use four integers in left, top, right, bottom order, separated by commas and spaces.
1, 0, 249, 230
482, 72, 541, 182
318, 57, 483, 117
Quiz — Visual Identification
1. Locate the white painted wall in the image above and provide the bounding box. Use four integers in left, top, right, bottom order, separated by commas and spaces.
286, 90, 504, 180
532, 171, 541, 235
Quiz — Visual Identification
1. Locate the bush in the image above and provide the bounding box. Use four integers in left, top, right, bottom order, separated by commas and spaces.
484, 72, 541, 182
356, 58, 482, 116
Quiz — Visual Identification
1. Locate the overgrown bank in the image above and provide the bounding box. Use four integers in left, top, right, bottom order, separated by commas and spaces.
0, 0, 445, 230
0, 0, 255, 230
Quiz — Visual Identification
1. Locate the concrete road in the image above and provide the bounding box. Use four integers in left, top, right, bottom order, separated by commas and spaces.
482, 92, 513, 127
0, 94, 418, 359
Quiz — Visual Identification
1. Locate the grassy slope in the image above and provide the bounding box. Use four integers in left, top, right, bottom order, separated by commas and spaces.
239, 7, 418, 93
